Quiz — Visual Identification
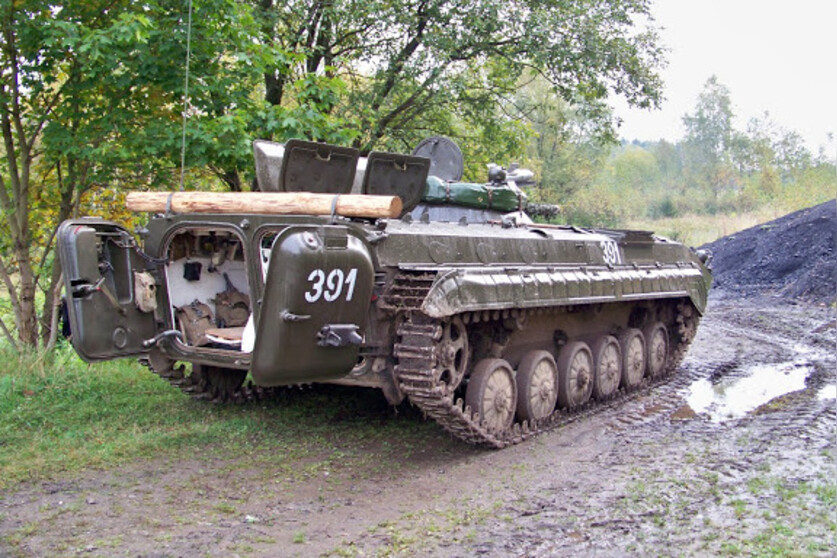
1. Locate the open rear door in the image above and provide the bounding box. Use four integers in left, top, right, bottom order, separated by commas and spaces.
252, 225, 374, 386
57, 219, 160, 361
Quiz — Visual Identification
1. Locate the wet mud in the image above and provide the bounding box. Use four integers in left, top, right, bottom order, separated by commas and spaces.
1, 297, 834, 557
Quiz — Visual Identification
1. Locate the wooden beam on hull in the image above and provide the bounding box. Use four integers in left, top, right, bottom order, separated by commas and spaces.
126, 191, 402, 219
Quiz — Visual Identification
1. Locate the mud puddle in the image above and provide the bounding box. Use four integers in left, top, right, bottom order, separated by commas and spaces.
685, 344, 825, 421
818, 384, 837, 401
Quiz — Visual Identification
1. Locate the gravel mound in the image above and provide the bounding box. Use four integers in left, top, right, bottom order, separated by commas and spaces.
703, 200, 836, 305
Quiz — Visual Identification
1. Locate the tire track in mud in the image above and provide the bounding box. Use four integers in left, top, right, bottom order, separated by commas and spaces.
600, 301, 835, 431
421, 300, 836, 558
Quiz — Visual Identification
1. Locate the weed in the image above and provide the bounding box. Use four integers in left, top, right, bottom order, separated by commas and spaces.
728, 498, 747, 519
747, 476, 768, 495
329, 542, 359, 557
213, 502, 237, 515
814, 482, 836, 505
293, 531, 306, 544
93, 535, 124, 549
719, 541, 741, 554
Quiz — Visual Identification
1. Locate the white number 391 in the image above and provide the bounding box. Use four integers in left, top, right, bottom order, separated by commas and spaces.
304, 268, 358, 303
600, 240, 622, 265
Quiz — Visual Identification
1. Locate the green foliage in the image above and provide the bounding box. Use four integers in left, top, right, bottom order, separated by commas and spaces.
546, 76, 836, 232
3, 0, 829, 349
0, 0, 356, 346
255, 0, 665, 155
515, 75, 612, 204
2, 0, 671, 345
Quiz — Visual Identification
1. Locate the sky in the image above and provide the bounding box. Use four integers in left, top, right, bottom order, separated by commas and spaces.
613, 0, 837, 154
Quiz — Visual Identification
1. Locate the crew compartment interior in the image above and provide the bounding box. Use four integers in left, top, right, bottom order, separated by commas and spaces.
164, 227, 256, 351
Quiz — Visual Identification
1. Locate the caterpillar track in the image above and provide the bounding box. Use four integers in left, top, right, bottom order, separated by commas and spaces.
393, 301, 699, 448
141, 355, 282, 404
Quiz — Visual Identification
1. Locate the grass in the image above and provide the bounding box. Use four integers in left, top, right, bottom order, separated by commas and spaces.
713, 474, 837, 557
626, 209, 776, 247
0, 342, 445, 491
624, 195, 835, 248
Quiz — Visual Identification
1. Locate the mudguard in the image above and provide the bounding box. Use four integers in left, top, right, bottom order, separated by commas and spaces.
419, 264, 709, 319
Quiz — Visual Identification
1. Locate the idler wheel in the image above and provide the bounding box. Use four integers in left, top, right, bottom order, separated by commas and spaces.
515, 350, 559, 422
436, 316, 470, 397
557, 341, 594, 408
591, 335, 622, 399
643, 322, 669, 378
619, 328, 646, 388
466, 358, 517, 433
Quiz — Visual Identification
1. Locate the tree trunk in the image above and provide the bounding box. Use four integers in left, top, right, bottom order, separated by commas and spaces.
39, 259, 64, 347
45, 272, 64, 351
39, 159, 78, 346
221, 168, 243, 192
15, 244, 38, 347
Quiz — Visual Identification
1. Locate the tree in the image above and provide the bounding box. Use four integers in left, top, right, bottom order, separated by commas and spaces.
0, 0, 292, 348
0, 0, 151, 347
1, 0, 669, 348
681, 75, 736, 209
254, 0, 667, 158
514, 75, 610, 203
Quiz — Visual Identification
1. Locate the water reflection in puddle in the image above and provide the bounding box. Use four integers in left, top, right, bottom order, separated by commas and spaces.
687, 361, 811, 422
818, 384, 836, 401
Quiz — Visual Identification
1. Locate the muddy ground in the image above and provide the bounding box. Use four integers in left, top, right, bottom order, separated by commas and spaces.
1, 296, 834, 557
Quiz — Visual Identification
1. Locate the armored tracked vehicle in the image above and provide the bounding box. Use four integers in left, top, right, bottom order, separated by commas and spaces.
58, 138, 711, 447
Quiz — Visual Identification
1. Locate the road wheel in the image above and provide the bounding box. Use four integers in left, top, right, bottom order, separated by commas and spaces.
619, 328, 645, 388
515, 350, 558, 422
557, 341, 594, 408
466, 358, 517, 433
592, 335, 622, 399
643, 322, 669, 378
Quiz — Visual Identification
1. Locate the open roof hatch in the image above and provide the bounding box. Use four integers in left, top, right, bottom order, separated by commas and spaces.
253, 139, 359, 194
360, 151, 429, 215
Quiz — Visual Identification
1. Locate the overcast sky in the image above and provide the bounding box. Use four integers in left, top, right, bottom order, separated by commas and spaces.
613, 0, 836, 154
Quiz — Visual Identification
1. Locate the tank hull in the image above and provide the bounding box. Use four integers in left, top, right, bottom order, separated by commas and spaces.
57, 141, 711, 447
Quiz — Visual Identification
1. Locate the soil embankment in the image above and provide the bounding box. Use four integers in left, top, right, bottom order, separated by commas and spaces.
704, 200, 836, 304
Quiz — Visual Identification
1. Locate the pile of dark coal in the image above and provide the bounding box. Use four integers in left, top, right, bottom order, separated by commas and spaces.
702, 200, 836, 305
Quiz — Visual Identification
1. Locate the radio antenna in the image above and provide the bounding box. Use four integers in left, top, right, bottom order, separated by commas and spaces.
178, 0, 194, 192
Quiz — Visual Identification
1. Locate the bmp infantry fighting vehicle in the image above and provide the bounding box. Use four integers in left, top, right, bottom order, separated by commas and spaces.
58, 137, 711, 447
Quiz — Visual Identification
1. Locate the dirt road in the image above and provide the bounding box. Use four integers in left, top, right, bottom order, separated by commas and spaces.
1, 297, 835, 557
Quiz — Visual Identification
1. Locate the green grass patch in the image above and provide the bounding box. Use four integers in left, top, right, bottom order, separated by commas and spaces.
0, 343, 449, 491
626, 210, 770, 247
718, 476, 837, 557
